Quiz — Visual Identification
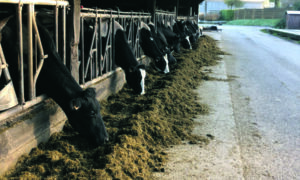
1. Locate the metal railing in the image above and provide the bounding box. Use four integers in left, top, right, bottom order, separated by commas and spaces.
0, 0, 68, 120
177, 15, 198, 21
154, 10, 176, 29
79, 8, 151, 85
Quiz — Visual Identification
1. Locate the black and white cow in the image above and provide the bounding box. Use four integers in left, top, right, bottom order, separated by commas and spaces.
113, 21, 146, 95
79, 19, 146, 95
173, 20, 192, 50
139, 22, 169, 73
157, 22, 181, 53
148, 22, 177, 65
0, 14, 108, 146
185, 20, 202, 43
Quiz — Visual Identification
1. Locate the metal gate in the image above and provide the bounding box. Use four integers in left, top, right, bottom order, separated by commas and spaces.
0, 0, 68, 116
154, 10, 176, 29
79, 8, 151, 85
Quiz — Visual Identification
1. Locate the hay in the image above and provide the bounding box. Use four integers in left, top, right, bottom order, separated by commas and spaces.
2, 35, 225, 179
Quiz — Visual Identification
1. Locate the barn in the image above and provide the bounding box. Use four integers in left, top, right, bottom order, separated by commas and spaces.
0, 0, 204, 176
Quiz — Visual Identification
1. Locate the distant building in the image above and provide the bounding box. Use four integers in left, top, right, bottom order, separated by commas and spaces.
200, 0, 270, 15
286, 11, 300, 29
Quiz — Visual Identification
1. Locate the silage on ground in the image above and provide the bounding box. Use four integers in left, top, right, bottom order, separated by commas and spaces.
2, 35, 226, 180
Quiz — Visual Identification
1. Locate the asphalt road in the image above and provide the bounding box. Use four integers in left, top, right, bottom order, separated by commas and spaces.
220, 25, 300, 179
153, 26, 300, 179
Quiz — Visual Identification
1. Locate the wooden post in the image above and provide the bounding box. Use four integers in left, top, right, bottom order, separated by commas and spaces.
66, 0, 80, 82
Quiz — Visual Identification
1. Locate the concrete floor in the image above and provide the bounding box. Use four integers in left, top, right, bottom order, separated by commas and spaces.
153, 26, 300, 179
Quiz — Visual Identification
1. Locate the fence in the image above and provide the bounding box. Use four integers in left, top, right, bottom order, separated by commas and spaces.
79, 8, 151, 85
234, 8, 287, 19
0, 4, 151, 119
154, 10, 176, 29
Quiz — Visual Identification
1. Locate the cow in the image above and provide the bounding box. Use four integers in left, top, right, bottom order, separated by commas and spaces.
173, 20, 192, 50
156, 22, 181, 53
139, 22, 169, 74
0, 14, 108, 146
148, 22, 177, 65
113, 21, 146, 95
185, 20, 202, 42
79, 19, 146, 95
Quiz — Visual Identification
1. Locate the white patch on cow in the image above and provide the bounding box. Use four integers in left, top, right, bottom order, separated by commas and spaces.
100, 21, 109, 37
163, 54, 170, 74
139, 69, 146, 95
149, 37, 154, 41
113, 20, 124, 34
186, 36, 192, 49
141, 22, 151, 31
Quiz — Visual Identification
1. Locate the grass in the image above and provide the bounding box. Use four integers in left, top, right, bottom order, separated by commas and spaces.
225, 19, 281, 27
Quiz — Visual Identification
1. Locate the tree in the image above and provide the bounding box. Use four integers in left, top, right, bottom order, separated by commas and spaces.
274, 0, 280, 7
224, 0, 244, 9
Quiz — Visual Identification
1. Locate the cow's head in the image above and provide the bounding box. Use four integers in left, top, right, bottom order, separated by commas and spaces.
167, 53, 177, 65
125, 64, 146, 95
69, 88, 108, 145
172, 35, 181, 53
181, 36, 192, 50
154, 54, 169, 74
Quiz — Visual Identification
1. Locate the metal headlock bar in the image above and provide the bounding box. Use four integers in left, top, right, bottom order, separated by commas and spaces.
80, 8, 151, 85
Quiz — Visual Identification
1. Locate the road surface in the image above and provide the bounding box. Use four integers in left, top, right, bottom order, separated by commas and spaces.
153, 25, 300, 179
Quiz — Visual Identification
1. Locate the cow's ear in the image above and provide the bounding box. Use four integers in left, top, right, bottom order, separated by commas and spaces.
70, 98, 82, 111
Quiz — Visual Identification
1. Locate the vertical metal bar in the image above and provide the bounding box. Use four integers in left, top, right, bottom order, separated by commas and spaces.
35, 34, 37, 71
62, 6, 66, 65
99, 17, 102, 76
55, 5, 59, 52
28, 4, 34, 100
17, 4, 24, 104
95, 17, 98, 77
137, 20, 140, 58
130, 18, 133, 48
81, 17, 85, 84
110, 15, 113, 71
104, 23, 111, 74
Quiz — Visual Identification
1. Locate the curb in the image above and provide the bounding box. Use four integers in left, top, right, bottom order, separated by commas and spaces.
268, 29, 300, 41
